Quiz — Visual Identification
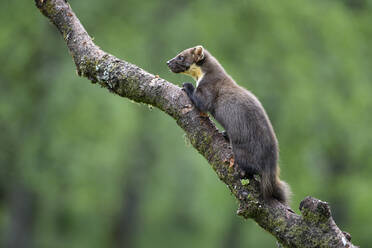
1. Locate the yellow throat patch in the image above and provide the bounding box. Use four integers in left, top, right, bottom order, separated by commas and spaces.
182, 63, 203, 81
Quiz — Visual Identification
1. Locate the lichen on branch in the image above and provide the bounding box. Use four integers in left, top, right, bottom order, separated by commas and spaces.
34, 1, 357, 247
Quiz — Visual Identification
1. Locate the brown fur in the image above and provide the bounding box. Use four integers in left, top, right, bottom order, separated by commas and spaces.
167, 46, 291, 205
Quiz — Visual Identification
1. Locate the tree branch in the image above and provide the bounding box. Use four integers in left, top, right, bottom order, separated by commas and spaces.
35, 1, 357, 247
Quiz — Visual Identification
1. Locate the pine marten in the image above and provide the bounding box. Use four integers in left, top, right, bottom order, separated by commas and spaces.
166, 45, 290, 205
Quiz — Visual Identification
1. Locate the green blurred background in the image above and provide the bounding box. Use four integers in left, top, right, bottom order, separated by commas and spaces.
1, 0, 372, 247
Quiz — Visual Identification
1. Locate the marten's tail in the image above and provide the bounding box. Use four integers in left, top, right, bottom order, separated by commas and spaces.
261, 165, 291, 205
233, 143, 291, 204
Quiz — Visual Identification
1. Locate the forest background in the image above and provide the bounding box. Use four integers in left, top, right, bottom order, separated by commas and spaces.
1, 0, 372, 247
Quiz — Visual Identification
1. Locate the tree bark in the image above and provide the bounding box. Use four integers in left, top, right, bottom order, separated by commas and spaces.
34, 1, 357, 247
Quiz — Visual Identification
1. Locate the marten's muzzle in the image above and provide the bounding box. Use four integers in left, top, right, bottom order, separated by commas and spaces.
166, 58, 189, 73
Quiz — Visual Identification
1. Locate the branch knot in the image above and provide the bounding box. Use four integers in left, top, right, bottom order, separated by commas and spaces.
300, 196, 331, 223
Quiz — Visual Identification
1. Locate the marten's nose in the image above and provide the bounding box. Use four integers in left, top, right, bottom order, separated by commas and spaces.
166, 60, 170, 65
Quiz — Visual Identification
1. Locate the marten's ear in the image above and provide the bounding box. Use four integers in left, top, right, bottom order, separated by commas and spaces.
193, 45, 204, 62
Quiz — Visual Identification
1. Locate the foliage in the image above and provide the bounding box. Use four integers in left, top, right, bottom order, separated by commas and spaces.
1, 0, 372, 247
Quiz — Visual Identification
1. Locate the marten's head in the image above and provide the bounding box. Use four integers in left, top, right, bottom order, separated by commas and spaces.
166, 45, 205, 80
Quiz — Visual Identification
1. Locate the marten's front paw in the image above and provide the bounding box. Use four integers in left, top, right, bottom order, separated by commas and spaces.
182, 82, 195, 95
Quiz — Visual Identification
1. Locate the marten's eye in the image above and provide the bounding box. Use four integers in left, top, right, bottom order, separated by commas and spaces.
178, 55, 184, 61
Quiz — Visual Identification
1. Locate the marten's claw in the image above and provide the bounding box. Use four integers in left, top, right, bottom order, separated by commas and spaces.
221, 131, 230, 142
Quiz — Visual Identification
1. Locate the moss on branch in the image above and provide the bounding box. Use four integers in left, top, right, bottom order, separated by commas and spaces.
34, 1, 357, 247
